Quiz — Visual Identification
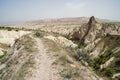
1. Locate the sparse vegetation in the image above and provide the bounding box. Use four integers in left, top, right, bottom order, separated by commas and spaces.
23, 35, 37, 52
0, 26, 18, 31
43, 37, 81, 80
87, 35, 120, 79
0, 34, 38, 80
34, 31, 43, 37
74, 49, 89, 61
0, 26, 34, 31
35, 32, 41, 37
59, 64, 80, 79
72, 39, 87, 48
0, 50, 7, 59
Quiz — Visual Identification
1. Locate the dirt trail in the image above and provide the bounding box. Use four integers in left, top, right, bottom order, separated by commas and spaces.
26, 38, 64, 80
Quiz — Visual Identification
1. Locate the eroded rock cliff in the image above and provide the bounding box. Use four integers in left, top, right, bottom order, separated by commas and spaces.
71, 16, 120, 80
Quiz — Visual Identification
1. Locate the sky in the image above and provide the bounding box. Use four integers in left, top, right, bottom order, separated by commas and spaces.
0, 0, 120, 24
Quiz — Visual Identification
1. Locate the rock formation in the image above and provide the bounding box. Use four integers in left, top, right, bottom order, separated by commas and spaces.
71, 16, 120, 80
71, 16, 99, 44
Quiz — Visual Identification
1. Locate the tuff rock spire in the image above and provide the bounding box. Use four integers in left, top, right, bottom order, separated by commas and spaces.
88, 16, 97, 25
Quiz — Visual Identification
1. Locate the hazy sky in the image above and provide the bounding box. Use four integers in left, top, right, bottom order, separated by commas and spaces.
0, 0, 120, 24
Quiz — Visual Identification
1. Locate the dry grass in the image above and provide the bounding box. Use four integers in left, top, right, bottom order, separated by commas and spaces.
0, 34, 38, 80
22, 35, 38, 52
42, 38, 81, 79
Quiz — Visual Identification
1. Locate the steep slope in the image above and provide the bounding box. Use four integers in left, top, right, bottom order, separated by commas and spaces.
71, 16, 120, 80
88, 35, 120, 79
0, 35, 38, 80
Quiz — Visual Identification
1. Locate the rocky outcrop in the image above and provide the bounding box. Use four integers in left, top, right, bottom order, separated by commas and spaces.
44, 35, 77, 48
71, 16, 120, 44
71, 16, 120, 79
100, 57, 115, 69
88, 16, 97, 25
0, 30, 30, 46
71, 16, 102, 44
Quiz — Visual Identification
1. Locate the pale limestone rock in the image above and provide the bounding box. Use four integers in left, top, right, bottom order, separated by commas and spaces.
100, 57, 115, 69
85, 38, 101, 52
0, 48, 4, 56
0, 30, 30, 46
112, 73, 120, 79
44, 35, 77, 48
70, 64, 76, 68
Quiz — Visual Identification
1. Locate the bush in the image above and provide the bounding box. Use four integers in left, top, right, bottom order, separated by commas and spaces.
15, 29, 19, 32
60, 66, 72, 79
74, 49, 90, 62
15, 39, 20, 43
7, 27, 12, 31
34, 32, 42, 37
73, 40, 86, 48
0, 26, 5, 29
115, 59, 120, 66
59, 65, 80, 79
104, 68, 115, 77
0, 50, 7, 59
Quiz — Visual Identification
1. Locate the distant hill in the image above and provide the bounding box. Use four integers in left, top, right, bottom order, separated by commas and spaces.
24, 17, 113, 25
1, 17, 119, 26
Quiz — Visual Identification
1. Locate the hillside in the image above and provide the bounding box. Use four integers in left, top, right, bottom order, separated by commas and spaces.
0, 16, 120, 80
0, 31, 103, 80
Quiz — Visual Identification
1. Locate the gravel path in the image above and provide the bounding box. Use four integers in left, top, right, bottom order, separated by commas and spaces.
26, 38, 63, 80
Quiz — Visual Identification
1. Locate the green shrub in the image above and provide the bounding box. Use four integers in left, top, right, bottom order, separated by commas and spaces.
59, 65, 80, 79
90, 49, 113, 70
115, 59, 120, 66
0, 50, 7, 59
15, 39, 20, 43
15, 29, 19, 32
74, 49, 90, 62
60, 66, 72, 79
73, 40, 86, 48
65, 71, 72, 79
104, 68, 115, 77
34, 32, 43, 37
7, 27, 12, 31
